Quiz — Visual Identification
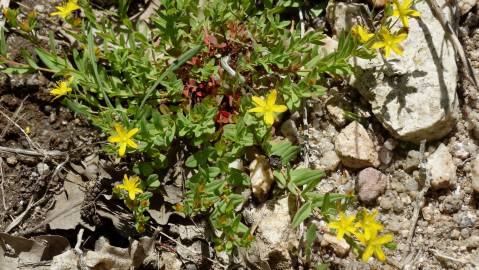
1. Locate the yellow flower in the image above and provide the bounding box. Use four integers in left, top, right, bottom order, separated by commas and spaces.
371, 27, 407, 58
392, 0, 421, 28
328, 212, 357, 240
50, 0, 80, 19
116, 175, 143, 200
248, 89, 288, 126
50, 80, 72, 100
351, 25, 374, 43
359, 231, 394, 262
354, 209, 384, 240
107, 124, 139, 157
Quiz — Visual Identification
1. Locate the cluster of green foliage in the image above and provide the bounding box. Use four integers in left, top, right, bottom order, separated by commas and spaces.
1, 0, 377, 256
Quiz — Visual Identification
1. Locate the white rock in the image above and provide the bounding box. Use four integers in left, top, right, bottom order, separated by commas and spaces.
426, 144, 457, 189
316, 150, 341, 172
326, 2, 370, 37
379, 147, 393, 165
249, 155, 274, 202
321, 233, 351, 257
37, 162, 50, 175
350, 0, 458, 143
458, 0, 477, 15
228, 159, 244, 170
470, 157, 479, 193
335, 121, 379, 168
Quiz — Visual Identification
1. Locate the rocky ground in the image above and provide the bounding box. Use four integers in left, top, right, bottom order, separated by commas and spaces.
1, 0, 479, 269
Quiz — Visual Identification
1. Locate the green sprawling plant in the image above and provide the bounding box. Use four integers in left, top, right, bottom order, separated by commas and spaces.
0, 0, 413, 259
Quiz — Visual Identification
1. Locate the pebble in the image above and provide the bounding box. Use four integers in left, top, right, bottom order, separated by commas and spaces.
461, 228, 472, 239
465, 235, 479, 248
379, 196, 393, 211
249, 155, 274, 202
356, 167, 388, 204
393, 199, 404, 213
422, 206, 433, 221
379, 147, 393, 165
441, 196, 461, 214
450, 229, 461, 240
404, 177, 419, 192
450, 142, 470, 160
384, 138, 398, 151
316, 150, 341, 172
404, 150, 421, 172
6, 156, 17, 165
36, 162, 50, 176
335, 121, 379, 168
471, 156, 479, 193
322, 233, 350, 257
454, 212, 477, 228
426, 144, 457, 190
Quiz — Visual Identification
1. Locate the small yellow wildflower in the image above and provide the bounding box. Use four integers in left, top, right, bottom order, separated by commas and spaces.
371, 27, 407, 58
358, 231, 394, 262
107, 124, 139, 157
50, 80, 72, 100
248, 89, 288, 126
354, 209, 384, 240
392, 0, 421, 28
116, 174, 143, 200
50, 0, 80, 19
328, 212, 357, 240
351, 25, 374, 43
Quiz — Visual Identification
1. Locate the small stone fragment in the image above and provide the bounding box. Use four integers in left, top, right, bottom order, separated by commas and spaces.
249, 155, 274, 202
335, 121, 379, 168
322, 233, 350, 257
384, 138, 398, 151
6, 156, 17, 165
37, 162, 50, 176
458, 0, 477, 15
471, 156, 479, 193
357, 167, 388, 204
280, 119, 299, 143
379, 147, 393, 165
316, 150, 341, 172
426, 144, 457, 190
465, 235, 479, 248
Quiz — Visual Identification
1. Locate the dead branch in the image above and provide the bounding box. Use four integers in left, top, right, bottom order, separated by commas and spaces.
0, 157, 6, 210
5, 197, 33, 233
0, 146, 65, 157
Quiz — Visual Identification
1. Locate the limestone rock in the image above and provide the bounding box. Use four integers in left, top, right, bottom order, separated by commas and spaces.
326, 2, 371, 37
316, 150, 341, 172
458, 0, 477, 15
321, 233, 351, 257
470, 156, 479, 193
335, 121, 379, 168
357, 167, 388, 204
426, 144, 456, 189
249, 155, 274, 202
350, 0, 458, 143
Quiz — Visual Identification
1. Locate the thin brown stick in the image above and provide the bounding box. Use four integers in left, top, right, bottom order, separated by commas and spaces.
0, 157, 6, 210
5, 197, 33, 233
0, 146, 65, 157
0, 97, 27, 140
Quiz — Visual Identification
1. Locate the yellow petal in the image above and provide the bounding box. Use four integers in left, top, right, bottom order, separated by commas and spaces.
402, 0, 413, 8
128, 190, 136, 200
118, 143, 127, 157
127, 128, 139, 137
394, 33, 408, 43
362, 246, 374, 262
374, 247, 386, 261
271, 104, 288, 113
252, 96, 266, 107
266, 89, 277, 106
371, 41, 385, 49
408, 10, 421, 17
248, 107, 265, 113
383, 47, 391, 58
116, 184, 126, 190
392, 9, 400, 17
126, 139, 138, 149
391, 44, 404, 56
108, 135, 121, 143
264, 112, 274, 126
376, 233, 394, 244
401, 16, 409, 28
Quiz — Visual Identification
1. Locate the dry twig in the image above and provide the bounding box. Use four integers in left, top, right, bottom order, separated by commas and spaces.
402, 140, 429, 268
0, 157, 6, 210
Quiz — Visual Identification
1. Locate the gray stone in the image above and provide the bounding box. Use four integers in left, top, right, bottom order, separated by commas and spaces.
450, 142, 470, 160
465, 235, 479, 248
326, 2, 371, 37
357, 167, 388, 204
316, 150, 341, 172
249, 155, 274, 202
335, 121, 379, 168
36, 162, 50, 176
471, 156, 479, 193
379, 147, 393, 165
6, 156, 17, 165
280, 119, 299, 143
379, 196, 393, 211
426, 144, 457, 190
384, 138, 398, 151
454, 211, 477, 228
350, 0, 458, 143
322, 233, 350, 257
404, 150, 421, 172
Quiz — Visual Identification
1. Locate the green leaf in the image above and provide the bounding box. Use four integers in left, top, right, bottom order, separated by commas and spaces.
305, 223, 317, 259
146, 174, 161, 189
384, 242, 397, 250
291, 201, 312, 228
269, 140, 300, 164
290, 168, 325, 187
